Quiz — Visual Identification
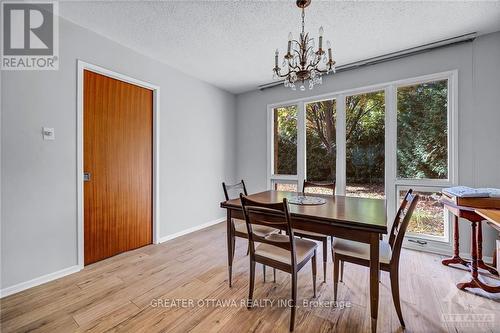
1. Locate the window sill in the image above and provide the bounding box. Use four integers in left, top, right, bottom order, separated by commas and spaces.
403, 237, 452, 257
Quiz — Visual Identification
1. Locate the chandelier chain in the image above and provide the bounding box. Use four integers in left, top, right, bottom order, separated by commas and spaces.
301, 8, 305, 35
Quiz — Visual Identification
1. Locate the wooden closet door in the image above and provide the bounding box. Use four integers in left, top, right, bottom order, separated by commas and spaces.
84, 70, 153, 265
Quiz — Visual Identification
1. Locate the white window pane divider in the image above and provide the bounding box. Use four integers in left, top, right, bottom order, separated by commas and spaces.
297, 101, 306, 189
336, 95, 346, 196
385, 85, 397, 226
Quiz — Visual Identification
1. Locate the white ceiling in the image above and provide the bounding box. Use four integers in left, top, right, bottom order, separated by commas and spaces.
60, 1, 500, 94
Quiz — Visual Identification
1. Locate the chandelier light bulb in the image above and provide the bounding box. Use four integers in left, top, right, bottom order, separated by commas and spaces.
319, 26, 324, 36
327, 40, 332, 49
288, 32, 293, 41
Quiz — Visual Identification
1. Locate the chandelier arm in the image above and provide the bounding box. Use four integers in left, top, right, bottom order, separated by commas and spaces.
306, 56, 320, 69
275, 71, 291, 79
274, 67, 294, 78
314, 67, 329, 74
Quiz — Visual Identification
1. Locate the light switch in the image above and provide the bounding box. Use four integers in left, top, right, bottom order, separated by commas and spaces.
42, 127, 55, 140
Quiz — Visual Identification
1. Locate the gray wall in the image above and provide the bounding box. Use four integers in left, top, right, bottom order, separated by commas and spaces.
235, 31, 500, 257
1, 18, 236, 289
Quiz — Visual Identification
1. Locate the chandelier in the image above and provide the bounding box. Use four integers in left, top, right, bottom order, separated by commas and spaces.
273, 0, 336, 91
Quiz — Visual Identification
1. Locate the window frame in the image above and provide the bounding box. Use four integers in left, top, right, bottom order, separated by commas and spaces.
267, 103, 301, 188
304, 97, 339, 185
267, 70, 458, 251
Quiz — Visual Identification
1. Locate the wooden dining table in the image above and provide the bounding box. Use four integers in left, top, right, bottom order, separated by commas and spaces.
220, 190, 387, 333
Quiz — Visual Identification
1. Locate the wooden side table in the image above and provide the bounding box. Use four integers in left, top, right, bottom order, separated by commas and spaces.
441, 198, 499, 293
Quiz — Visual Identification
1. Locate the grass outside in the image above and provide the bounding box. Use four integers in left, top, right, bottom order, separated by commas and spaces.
274, 182, 444, 237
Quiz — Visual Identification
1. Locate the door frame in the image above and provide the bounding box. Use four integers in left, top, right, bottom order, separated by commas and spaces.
76, 60, 160, 268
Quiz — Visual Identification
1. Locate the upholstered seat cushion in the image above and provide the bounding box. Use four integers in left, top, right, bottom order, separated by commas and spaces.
233, 219, 278, 237
293, 229, 329, 238
254, 234, 318, 265
332, 238, 392, 264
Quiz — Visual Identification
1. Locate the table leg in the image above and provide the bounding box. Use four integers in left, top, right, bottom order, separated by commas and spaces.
369, 233, 380, 333
226, 209, 234, 287
455, 221, 500, 292
494, 246, 497, 271
476, 221, 499, 275
457, 221, 479, 290
442, 215, 469, 267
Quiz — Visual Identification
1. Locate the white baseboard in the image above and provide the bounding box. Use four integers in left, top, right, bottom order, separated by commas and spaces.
0, 265, 81, 298
158, 217, 225, 244
1, 218, 226, 298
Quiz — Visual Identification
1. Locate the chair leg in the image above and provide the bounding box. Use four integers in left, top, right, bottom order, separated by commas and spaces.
390, 268, 405, 328
333, 256, 340, 302
331, 237, 335, 280
231, 235, 236, 261
246, 242, 250, 256
290, 271, 297, 332
340, 260, 344, 282
312, 250, 317, 298
322, 239, 327, 282
248, 259, 256, 310
273, 268, 276, 283
263, 264, 266, 283
229, 234, 235, 287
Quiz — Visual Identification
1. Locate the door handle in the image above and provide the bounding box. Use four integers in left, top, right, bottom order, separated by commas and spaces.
84, 172, 91, 182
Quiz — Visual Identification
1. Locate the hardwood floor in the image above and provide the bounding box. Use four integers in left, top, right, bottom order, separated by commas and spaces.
1, 222, 499, 333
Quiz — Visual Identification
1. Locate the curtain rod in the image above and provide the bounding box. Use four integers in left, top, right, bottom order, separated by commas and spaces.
258, 32, 477, 91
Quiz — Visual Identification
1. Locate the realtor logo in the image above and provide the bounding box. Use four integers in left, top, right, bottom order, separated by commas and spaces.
1, 1, 59, 70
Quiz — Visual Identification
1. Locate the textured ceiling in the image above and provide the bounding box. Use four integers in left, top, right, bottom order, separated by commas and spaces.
59, 1, 500, 94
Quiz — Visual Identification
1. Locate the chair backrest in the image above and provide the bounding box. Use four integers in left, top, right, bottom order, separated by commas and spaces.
222, 180, 248, 201
302, 180, 336, 196
240, 194, 297, 266
388, 189, 419, 265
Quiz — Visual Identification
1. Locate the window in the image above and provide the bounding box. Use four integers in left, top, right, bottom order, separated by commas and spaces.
395, 79, 451, 241
305, 99, 336, 182
267, 71, 456, 249
272, 180, 298, 192
398, 188, 446, 238
397, 80, 448, 180
345, 91, 385, 199
273, 105, 297, 175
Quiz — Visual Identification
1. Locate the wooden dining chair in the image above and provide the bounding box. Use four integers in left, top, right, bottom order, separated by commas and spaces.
332, 189, 419, 328
222, 180, 279, 286
293, 180, 335, 282
240, 194, 318, 332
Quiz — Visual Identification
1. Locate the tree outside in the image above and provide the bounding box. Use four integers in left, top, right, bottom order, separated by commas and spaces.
272, 79, 448, 236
